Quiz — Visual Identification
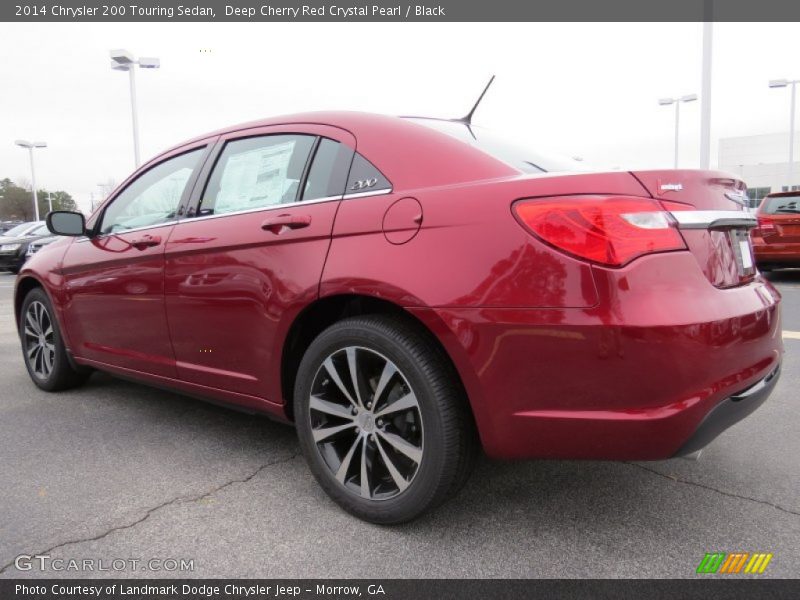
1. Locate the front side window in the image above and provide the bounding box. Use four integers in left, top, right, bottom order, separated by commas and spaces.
199, 135, 315, 216
99, 149, 203, 235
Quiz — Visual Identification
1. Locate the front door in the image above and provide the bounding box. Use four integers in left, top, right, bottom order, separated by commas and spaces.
164, 126, 355, 400
61, 146, 207, 377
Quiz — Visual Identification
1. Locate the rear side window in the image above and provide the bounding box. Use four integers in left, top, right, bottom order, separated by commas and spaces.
302, 139, 352, 201
345, 153, 392, 195
762, 195, 800, 214
199, 134, 315, 216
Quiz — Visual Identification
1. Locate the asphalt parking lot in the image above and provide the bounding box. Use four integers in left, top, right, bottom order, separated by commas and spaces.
0, 270, 798, 579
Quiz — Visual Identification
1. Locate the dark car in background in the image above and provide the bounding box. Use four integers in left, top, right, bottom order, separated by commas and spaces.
752, 191, 800, 270
25, 234, 61, 261
0, 222, 50, 273
0, 221, 44, 240
1, 221, 24, 234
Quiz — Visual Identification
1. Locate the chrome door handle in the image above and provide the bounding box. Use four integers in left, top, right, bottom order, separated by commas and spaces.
261, 214, 312, 234
130, 235, 162, 250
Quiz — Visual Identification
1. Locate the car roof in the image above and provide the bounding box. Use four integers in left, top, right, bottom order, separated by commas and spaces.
764, 191, 800, 198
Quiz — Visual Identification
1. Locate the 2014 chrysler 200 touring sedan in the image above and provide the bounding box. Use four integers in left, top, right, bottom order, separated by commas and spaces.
16, 112, 783, 523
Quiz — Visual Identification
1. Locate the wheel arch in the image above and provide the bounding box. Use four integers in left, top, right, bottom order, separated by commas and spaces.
14, 275, 45, 329
279, 294, 479, 433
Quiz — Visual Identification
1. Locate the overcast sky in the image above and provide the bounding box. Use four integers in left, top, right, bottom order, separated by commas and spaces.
0, 22, 798, 212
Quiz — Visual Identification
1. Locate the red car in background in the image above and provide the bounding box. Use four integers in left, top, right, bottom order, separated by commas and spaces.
15, 112, 783, 523
752, 191, 800, 270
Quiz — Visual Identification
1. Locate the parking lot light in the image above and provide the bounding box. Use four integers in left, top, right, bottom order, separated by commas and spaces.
659, 94, 698, 168
769, 78, 799, 189
110, 49, 161, 168
14, 139, 47, 222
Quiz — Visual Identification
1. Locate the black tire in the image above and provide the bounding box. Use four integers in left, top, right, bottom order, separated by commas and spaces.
19, 287, 90, 392
294, 314, 478, 524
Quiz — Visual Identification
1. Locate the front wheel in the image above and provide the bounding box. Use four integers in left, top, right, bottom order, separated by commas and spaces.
294, 315, 477, 524
19, 287, 90, 391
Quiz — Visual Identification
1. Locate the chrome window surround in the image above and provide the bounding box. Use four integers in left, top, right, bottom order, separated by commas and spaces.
75, 188, 393, 240
669, 210, 758, 230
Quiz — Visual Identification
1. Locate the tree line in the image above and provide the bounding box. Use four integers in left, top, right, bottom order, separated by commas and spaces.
0, 178, 78, 222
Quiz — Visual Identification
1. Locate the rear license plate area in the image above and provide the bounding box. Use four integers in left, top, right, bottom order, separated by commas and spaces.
729, 229, 756, 277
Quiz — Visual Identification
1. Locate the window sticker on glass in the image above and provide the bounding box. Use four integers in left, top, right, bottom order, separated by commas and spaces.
216, 141, 296, 212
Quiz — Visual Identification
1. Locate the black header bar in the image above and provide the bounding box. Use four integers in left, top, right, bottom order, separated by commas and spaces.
3, 579, 800, 600
4, 0, 800, 22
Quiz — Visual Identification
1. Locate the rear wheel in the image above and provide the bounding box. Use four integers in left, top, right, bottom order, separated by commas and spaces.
294, 315, 477, 524
19, 288, 89, 391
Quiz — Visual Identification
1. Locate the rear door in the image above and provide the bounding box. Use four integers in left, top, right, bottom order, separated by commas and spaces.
163, 124, 356, 401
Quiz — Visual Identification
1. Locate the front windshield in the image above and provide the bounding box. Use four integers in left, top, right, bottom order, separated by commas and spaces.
4, 222, 39, 237
407, 118, 586, 174
28, 224, 50, 236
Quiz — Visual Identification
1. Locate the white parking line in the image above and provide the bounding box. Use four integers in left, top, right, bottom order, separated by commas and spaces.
784, 331, 800, 340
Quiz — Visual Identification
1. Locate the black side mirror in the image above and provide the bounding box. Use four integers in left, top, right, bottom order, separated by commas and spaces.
46, 211, 87, 237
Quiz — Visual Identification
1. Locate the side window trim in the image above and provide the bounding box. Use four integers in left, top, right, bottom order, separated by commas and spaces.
92, 144, 210, 237
185, 137, 226, 219
296, 137, 322, 203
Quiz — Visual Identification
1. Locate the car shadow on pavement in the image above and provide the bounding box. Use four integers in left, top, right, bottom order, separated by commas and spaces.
763, 269, 800, 284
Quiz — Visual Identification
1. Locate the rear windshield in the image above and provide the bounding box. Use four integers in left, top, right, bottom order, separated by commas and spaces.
407, 118, 585, 174
762, 195, 800, 214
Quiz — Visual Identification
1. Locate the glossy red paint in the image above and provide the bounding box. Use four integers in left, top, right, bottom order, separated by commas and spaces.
16, 112, 783, 460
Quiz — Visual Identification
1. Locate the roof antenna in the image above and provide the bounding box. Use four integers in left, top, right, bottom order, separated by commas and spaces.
456, 75, 495, 125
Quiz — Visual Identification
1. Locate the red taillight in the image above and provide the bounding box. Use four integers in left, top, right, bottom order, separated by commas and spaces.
513, 195, 686, 267
757, 215, 776, 234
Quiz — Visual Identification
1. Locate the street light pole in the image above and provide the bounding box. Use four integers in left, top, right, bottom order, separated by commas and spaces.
769, 78, 799, 190
14, 140, 47, 222
699, 19, 713, 169
128, 64, 141, 167
674, 101, 681, 169
110, 49, 160, 168
790, 81, 796, 188
659, 95, 698, 169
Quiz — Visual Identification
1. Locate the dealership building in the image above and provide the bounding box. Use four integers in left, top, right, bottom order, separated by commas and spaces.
718, 132, 800, 207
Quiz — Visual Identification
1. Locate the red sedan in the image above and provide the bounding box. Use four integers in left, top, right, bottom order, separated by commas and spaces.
16, 112, 783, 523
751, 191, 800, 270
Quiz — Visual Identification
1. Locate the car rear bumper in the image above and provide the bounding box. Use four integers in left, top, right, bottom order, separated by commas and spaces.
674, 364, 780, 456
752, 239, 800, 264
412, 252, 784, 460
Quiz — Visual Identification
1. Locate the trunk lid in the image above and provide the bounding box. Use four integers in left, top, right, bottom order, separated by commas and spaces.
631, 170, 757, 288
